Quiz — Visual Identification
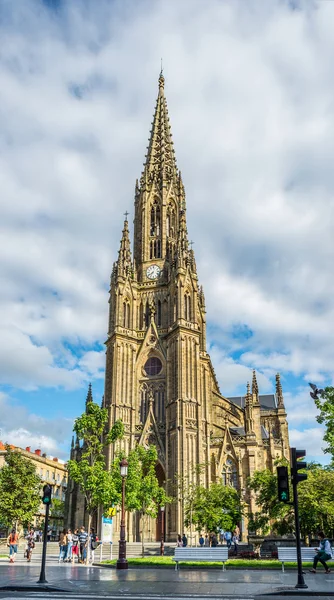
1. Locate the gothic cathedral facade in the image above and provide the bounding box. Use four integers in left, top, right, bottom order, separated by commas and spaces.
67, 73, 290, 541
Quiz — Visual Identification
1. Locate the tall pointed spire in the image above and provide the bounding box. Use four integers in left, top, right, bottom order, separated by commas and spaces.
276, 373, 285, 408
86, 382, 93, 408
140, 72, 178, 188
252, 370, 259, 401
114, 217, 133, 279
245, 381, 254, 435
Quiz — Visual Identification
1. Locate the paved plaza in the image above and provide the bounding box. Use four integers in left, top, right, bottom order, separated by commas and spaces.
0, 562, 333, 599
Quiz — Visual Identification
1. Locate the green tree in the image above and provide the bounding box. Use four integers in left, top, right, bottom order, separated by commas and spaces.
185, 482, 242, 534
111, 445, 171, 557
248, 464, 334, 540
298, 465, 334, 539
0, 445, 42, 529
50, 498, 65, 529
248, 468, 294, 535
314, 386, 334, 465
67, 398, 124, 562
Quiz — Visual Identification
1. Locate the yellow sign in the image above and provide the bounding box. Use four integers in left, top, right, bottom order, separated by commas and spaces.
107, 507, 116, 517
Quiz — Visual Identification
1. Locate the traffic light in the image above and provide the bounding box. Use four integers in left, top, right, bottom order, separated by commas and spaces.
42, 484, 52, 505
290, 448, 307, 485
277, 466, 290, 502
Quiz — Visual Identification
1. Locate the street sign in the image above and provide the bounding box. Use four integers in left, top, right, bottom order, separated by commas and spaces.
101, 516, 113, 544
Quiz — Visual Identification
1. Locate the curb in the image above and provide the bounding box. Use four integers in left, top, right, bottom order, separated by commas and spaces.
0, 585, 71, 592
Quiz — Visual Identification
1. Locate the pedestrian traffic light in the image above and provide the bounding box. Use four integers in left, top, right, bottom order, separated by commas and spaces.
277, 466, 290, 502
42, 484, 52, 505
290, 448, 307, 485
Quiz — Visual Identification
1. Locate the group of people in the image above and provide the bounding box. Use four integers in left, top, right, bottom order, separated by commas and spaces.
176, 527, 240, 553
6, 525, 99, 565
58, 527, 99, 564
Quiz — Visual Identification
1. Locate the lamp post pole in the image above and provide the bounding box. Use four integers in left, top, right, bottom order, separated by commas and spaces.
160, 506, 165, 556
117, 458, 128, 570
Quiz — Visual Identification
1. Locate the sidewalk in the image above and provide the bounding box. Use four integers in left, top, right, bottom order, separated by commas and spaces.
0, 563, 333, 596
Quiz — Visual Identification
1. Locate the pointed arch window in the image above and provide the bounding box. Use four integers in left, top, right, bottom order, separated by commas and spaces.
167, 202, 176, 238
139, 301, 144, 330
157, 299, 162, 327
145, 301, 150, 327
123, 301, 130, 328
150, 199, 161, 236
140, 384, 149, 423
154, 384, 165, 423
222, 458, 238, 489
184, 292, 191, 321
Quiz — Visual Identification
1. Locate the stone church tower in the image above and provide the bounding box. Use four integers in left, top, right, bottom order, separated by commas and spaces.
66, 73, 290, 541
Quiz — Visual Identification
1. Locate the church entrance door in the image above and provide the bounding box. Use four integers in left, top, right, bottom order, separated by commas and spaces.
155, 462, 166, 542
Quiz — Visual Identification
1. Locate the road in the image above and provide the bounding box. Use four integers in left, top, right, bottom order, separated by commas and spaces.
0, 562, 333, 599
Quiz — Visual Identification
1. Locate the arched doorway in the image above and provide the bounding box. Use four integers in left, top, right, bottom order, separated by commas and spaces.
155, 462, 166, 542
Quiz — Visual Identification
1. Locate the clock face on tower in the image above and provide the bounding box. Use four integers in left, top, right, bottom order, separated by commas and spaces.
146, 264, 161, 280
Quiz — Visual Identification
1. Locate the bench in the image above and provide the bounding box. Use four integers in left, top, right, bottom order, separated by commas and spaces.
277, 547, 334, 572
173, 547, 228, 570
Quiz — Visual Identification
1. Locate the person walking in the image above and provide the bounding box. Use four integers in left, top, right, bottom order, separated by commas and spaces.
182, 533, 188, 547
79, 526, 88, 563
199, 534, 204, 547
7, 529, 19, 563
224, 530, 232, 549
58, 528, 67, 562
71, 529, 79, 564
26, 529, 35, 563
309, 532, 332, 574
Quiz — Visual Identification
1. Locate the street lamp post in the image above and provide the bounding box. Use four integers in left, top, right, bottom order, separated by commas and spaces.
116, 458, 128, 570
160, 506, 165, 556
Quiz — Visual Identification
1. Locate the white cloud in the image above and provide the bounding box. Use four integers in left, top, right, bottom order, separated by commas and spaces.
0, 391, 73, 459
289, 427, 327, 461
0, 0, 333, 456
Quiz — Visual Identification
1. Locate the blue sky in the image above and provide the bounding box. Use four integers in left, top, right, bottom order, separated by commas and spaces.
0, 0, 333, 462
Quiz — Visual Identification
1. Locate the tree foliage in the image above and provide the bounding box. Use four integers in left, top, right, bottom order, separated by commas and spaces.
314, 386, 334, 465
184, 482, 242, 533
110, 445, 171, 555
50, 499, 65, 519
248, 463, 334, 539
0, 445, 42, 528
248, 468, 294, 535
67, 400, 124, 537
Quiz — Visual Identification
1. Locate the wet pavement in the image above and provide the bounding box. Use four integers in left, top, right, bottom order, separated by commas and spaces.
0, 563, 333, 597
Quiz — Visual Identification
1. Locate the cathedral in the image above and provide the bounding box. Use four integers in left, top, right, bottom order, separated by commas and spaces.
66, 73, 290, 542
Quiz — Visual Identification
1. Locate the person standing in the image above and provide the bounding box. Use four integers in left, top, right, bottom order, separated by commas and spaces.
199, 534, 204, 547
58, 528, 67, 562
182, 533, 188, 547
204, 534, 210, 547
71, 529, 79, 564
211, 532, 218, 547
26, 529, 35, 562
89, 528, 98, 563
7, 529, 19, 563
79, 526, 88, 563
176, 534, 183, 547
232, 532, 239, 555
66, 529, 73, 562
309, 532, 332, 574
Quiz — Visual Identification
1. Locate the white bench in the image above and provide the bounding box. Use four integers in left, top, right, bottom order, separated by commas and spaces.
172, 547, 228, 570
277, 546, 334, 572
